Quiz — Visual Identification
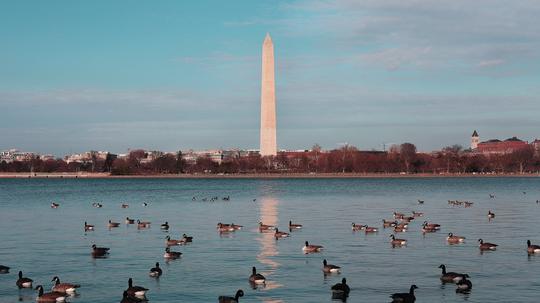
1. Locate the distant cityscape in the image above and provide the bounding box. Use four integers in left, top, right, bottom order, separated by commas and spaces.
1, 130, 539, 175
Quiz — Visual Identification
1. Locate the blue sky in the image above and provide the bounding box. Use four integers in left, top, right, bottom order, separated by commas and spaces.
1, 0, 539, 155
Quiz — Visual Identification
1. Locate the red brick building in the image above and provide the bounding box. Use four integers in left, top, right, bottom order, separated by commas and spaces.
476, 137, 529, 155
532, 139, 540, 155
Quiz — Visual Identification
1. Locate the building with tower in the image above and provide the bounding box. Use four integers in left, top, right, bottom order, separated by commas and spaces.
471, 130, 479, 150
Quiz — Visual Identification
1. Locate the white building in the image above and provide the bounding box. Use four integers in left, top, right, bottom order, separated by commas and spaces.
0, 149, 37, 163
64, 151, 109, 164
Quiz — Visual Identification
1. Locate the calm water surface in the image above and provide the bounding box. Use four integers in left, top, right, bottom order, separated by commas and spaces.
0, 177, 539, 302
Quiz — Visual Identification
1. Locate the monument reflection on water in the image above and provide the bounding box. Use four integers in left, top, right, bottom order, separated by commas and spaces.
256, 195, 284, 299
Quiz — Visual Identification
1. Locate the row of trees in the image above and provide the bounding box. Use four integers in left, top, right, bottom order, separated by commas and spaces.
0, 143, 540, 175
255, 143, 539, 175
1, 144, 539, 175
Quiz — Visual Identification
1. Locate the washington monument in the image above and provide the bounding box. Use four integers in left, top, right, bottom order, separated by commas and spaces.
260, 33, 277, 156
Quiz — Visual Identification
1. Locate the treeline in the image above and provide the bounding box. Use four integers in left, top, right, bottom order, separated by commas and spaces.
1, 144, 539, 175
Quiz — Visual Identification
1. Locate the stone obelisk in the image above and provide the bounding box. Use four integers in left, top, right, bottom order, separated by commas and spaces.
260, 33, 277, 156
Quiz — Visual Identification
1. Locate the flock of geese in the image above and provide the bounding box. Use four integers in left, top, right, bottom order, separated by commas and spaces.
2, 193, 540, 303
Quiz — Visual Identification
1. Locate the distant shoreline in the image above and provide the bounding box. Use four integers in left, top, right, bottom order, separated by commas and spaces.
0, 172, 539, 179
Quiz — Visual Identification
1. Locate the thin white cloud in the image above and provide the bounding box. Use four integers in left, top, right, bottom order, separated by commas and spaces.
356, 47, 433, 70
477, 59, 505, 68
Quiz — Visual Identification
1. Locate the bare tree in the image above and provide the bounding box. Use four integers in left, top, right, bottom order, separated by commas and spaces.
441, 144, 463, 173
175, 151, 185, 173
399, 143, 417, 173
312, 143, 322, 172
511, 146, 535, 174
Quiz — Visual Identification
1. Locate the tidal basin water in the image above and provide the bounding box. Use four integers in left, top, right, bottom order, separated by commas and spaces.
1, 177, 540, 302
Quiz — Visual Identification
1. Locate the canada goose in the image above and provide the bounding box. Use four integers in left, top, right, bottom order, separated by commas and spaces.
218, 289, 244, 303
489, 194, 495, 199
396, 222, 409, 229
390, 285, 418, 303
121, 203, 129, 208
401, 216, 415, 222
142, 202, 148, 207
164, 247, 182, 259
351, 223, 364, 231
527, 240, 540, 254
180, 234, 193, 243
0, 265, 9, 274
322, 259, 341, 273
382, 220, 397, 228
302, 241, 323, 254
258, 222, 275, 232
421, 225, 437, 233
422, 222, 440, 233
423, 221, 440, 229
390, 235, 407, 246
274, 228, 289, 239
249, 267, 266, 284
438, 265, 468, 283
121, 290, 145, 303
51, 276, 80, 294
108, 220, 120, 228
412, 211, 423, 217
165, 236, 181, 246
35, 285, 66, 302
478, 239, 498, 251
331, 278, 350, 299
84, 221, 94, 231
149, 262, 162, 277
91, 244, 110, 257
289, 221, 302, 229
50, 203, 59, 209
217, 223, 235, 233
230, 223, 243, 230
394, 226, 407, 233
488, 211, 495, 219
363, 225, 378, 233
447, 233, 465, 244
160, 222, 169, 230
137, 220, 150, 229
417, 199, 424, 204
393, 212, 405, 219
16, 271, 33, 288
125, 217, 135, 224
455, 276, 472, 293
126, 278, 148, 298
